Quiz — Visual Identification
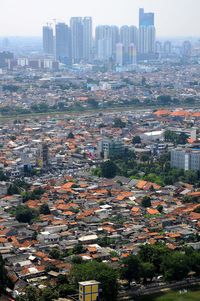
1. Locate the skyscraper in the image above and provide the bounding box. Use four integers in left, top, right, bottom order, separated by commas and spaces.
83, 17, 93, 61
116, 43, 124, 66
55, 23, 71, 65
139, 8, 154, 27
129, 43, 137, 65
163, 41, 172, 55
138, 9, 156, 56
95, 25, 113, 60
70, 17, 83, 63
120, 26, 138, 64
43, 25, 54, 55
70, 17, 92, 63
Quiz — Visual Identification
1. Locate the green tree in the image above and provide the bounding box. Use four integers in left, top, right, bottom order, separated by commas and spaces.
49, 248, 62, 260
141, 196, 151, 208
141, 262, 156, 283
71, 261, 118, 301
68, 132, 74, 139
73, 243, 84, 255
121, 255, 141, 286
15, 205, 38, 224
161, 252, 190, 282
39, 204, 51, 215
157, 205, 163, 213
113, 118, 126, 128
101, 160, 118, 178
132, 136, 141, 144
40, 287, 59, 301
139, 244, 169, 274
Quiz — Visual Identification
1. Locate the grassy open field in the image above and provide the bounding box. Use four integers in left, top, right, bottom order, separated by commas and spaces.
136, 288, 200, 301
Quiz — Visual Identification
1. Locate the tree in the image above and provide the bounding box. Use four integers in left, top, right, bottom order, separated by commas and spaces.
39, 204, 51, 215
194, 206, 200, 214
8, 183, 21, 195
40, 287, 59, 301
161, 252, 190, 282
49, 248, 62, 260
0, 254, 9, 292
113, 118, 126, 129
132, 136, 141, 144
139, 244, 169, 274
121, 255, 141, 286
178, 132, 188, 145
68, 132, 74, 139
73, 243, 84, 255
141, 262, 156, 283
101, 161, 118, 179
22, 286, 40, 301
71, 261, 118, 301
157, 205, 163, 213
15, 205, 38, 224
141, 196, 151, 208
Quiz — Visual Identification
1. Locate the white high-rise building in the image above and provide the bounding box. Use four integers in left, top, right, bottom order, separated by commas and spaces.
139, 25, 155, 54
116, 43, 124, 66
129, 43, 137, 65
70, 17, 92, 63
83, 17, 92, 61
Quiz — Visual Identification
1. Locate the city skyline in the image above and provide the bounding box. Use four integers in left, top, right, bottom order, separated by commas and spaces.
0, 0, 200, 37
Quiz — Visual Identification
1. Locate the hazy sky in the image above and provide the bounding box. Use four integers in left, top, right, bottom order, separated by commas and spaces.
0, 0, 199, 37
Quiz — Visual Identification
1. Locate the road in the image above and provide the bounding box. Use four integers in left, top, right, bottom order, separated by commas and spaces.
118, 277, 200, 300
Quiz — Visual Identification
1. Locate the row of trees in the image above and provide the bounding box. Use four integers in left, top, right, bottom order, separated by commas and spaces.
121, 244, 200, 285
16, 244, 200, 301
97, 153, 200, 186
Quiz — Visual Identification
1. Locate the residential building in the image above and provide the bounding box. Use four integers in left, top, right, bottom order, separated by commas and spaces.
171, 149, 200, 171
42, 25, 54, 55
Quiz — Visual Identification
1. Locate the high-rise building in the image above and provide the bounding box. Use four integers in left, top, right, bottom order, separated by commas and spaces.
182, 40, 192, 57
70, 17, 83, 63
163, 41, 172, 55
97, 38, 112, 61
116, 43, 124, 66
171, 149, 200, 171
82, 17, 92, 61
120, 26, 138, 64
111, 26, 120, 57
129, 43, 137, 65
70, 17, 92, 63
138, 9, 156, 56
55, 23, 71, 65
139, 8, 154, 27
155, 41, 162, 54
95, 25, 119, 60
43, 25, 54, 55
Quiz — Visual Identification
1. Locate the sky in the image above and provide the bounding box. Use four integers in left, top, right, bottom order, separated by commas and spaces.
0, 0, 199, 37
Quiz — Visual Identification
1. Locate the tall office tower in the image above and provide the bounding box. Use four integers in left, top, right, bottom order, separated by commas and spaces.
129, 26, 138, 50
155, 41, 162, 54
163, 41, 172, 54
120, 26, 137, 64
138, 8, 156, 56
43, 25, 54, 55
111, 26, 119, 57
70, 17, 83, 63
182, 40, 192, 57
116, 43, 124, 66
97, 38, 112, 61
82, 17, 92, 61
147, 26, 156, 53
138, 26, 148, 54
139, 8, 154, 26
55, 23, 71, 65
129, 43, 137, 65
95, 25, 114, 60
